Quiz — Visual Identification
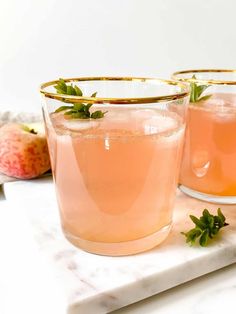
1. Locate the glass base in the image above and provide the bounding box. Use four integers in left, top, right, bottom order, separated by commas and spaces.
179, 185, 236, 204
64, 224, 172, 256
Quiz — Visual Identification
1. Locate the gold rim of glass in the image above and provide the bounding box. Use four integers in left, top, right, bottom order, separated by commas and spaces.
39, 77, 189, 104
172, 69, 236, 85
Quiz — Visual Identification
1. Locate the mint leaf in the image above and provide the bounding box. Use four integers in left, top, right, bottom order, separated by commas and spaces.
73, 103, 85, 111
74, 85, 83, 96
190, 75, 212, 103
190, 215, 206, 230
199, 229, 209, 247
91, 110, 108, 119
181, 228, 201, 245
55, 105, 73, 113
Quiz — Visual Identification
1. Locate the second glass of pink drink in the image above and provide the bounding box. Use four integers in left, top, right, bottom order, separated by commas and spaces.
40, 77, 189, 255
172, 70, 236, 204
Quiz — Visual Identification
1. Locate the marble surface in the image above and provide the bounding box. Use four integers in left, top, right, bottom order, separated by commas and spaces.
3, 177, 236, 314
0, 189, 66, 314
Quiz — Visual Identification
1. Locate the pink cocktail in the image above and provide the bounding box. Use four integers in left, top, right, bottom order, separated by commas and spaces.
173, 70, 236, 204
40, 77, 188, 255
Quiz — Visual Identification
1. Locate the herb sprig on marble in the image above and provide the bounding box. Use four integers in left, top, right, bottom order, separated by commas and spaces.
181, 208, 229, 247
190, 75, 212, 103
54, 79, 107, 119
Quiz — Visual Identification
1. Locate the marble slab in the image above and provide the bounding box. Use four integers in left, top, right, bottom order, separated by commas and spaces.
3, 178, 236, 314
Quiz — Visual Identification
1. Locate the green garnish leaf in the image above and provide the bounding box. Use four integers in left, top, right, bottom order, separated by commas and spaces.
73, 103, 85, 111
54, 79, 83, 96
181, 208, 229, 247
66, 85, 75, 95
54, 78, 67, 94
84, 103, 93, 115
190, 75, 212, 103
199, 229, 209, 247
189, 215, 206, 230
74, 85, 83, 96
181, 229, 202, 245
53, 79, 107, 119
64, 110, 78, 115
68, 112, 90, 119
55, 105, 74, 113
217, 208, 227, 224
91, 110, 108, 119
197, 94, 212, 102
21, 125, 37, 135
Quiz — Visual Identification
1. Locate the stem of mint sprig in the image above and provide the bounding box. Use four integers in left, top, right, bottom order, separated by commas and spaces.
54, 79, 107, 119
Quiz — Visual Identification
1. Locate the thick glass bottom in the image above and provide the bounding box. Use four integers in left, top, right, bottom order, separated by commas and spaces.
179, 185, 236, 204
63, 224, 172, 256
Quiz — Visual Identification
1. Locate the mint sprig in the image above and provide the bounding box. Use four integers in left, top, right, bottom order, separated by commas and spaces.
54, 79, 107, 119
181, 208, 229, 247
190, 75, 212, 103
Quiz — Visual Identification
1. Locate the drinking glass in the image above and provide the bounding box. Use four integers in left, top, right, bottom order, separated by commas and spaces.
40, 77, 189, 255
172, 69, 236, 204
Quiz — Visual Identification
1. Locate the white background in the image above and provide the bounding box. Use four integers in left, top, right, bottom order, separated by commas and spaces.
0, 0, 235, 112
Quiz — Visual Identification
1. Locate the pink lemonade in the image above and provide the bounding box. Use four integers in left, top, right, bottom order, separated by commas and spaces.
180, 93, 236, 196
47, 107, 184, 255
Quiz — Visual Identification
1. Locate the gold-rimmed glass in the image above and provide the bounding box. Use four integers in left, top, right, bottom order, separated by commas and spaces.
40, 77, 189, 256
172, 69, 236, 204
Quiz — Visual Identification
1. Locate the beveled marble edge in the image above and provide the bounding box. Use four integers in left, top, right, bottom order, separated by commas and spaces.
113, 263, 236, 314
68, 244, 236, 313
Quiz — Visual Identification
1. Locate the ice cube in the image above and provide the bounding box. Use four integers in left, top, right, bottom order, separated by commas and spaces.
143, 114, 178, 135
62, 119, 100, 131
51, 111, 100, 131
106, 109, 129, 122
130, 109, 157, 121
202, 96, 236, 122
204, 94, 236, 110
205, 98, 226, 107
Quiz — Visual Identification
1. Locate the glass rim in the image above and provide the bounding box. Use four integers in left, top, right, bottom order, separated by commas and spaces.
39, 76, 189, 104
172, 69, 236, 86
